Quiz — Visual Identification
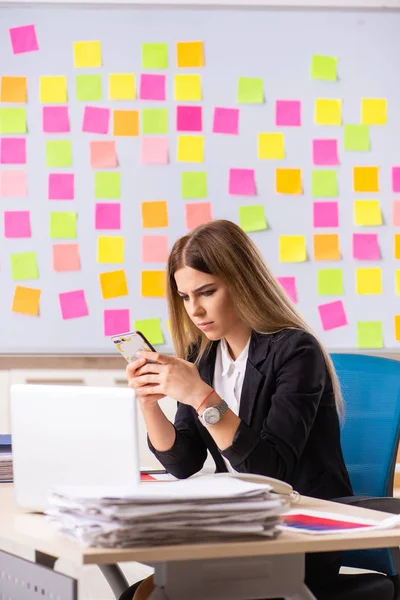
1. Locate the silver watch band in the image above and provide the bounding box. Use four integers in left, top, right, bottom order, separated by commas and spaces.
199, 398, 229, 426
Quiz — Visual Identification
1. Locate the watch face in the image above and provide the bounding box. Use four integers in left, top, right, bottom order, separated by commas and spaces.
204, 406, 220, 425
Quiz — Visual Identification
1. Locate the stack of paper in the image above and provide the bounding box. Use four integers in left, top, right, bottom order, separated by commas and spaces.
0, 435, 12, 483
46, 475, 287, 548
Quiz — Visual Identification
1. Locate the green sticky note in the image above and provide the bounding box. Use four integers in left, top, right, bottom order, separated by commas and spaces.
142, 109, 168, 135
237, 77, 263, 104
142, 43, 168, 69
181, 172, 207, 199
76, 74, 102, 101
317, 269, 344, 295
10, 252, 38, 281
357, 321, 383, 349
311, 55, 338, 81
0, 108, 26, 134
134, 318, 164, 345
239, 205, 267, 232
50, 212, 77, 239
312, 170, 338, 197
46, 140, 72, 168
95, 172, 121, 199
344, 125, 370, 151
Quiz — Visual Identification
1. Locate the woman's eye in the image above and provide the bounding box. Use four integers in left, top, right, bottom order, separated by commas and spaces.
181, 296, 189, 302
202, 290, 215, 297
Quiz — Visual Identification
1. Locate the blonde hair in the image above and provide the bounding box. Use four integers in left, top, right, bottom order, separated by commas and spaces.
167, 219, 344, 418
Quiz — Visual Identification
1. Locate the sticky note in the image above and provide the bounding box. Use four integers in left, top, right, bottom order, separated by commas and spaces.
312, 170, 338, 197
311, 55, 338, 81
344, 125, 370, 151
393, 200, 400, 227
177, 41, 204, 68
141, 137, 168, 165
279, 236, 306, 262
357, 321, 383, 348
10, 252, 38, 281
12, 286, 41, 316
46, 140, 72, 168
353, 166, 379, 193
395, 233, 400, 259
109, 74, 135, 100
313, 202, 339, 228
97, 236, 124, 264
9, 24, 38, 54
100, 270, 128, 299
276, 168, 302, 195
95, 172, 121, 199
396, 271, 400, 295
4, 210, 31, 238
140, 74, 166, 101
395, 316, 400, 342
185, 202, 212, 230
142, 43, 168, 69
276, 277, 297, 303
113, 110, 139, 137
142, 235, 169, 262
0, 108, 26, 134
82, 106, 110, 134
313, 234, 340, 261
40, 76, 67, 104
354, 200, 382, 226
356, 268, 382, 295
50, 212, 77, 239
134, 318, 164, 345
0, 138, 26, 164
237, 77, 263, 104
48, 174, 74, 200
177, 106, 202, 132
213, 108, 239, 135
52, 244, 80, 272
76, 75, 102, 102
74, 41, 102, 68
315, 99, 341, 125
1, 76, 27, 103
177, 135, 204, 163
181, 172, 207, 199
104, 309, 130, 337
361, 98, 386, 125
142, 108, 168, 135
90, 141, 117, 169
95, 203, 121, 230
353, 233, 380, 260
59, 290, 88, 320
258, 133, 284, 160
174, 75, 201, 102
42, 106, 70, 133
229, 168, 256, 196
317, 269, 343, 295
239, 205, 267, 232
392, 167, 400, 193
0, 170, 27, 198
275, 100, 301, 127
312, 140, 339, 166
141, 271, 166, 297
318, 300, 348, 331
141, 201, 168, 228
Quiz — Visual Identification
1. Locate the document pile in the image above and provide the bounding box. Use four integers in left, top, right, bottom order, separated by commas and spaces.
47, 475, 287, 548
0, 435, 12, 483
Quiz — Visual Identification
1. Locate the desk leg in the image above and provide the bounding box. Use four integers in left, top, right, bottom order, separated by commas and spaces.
98, 564, 130, 599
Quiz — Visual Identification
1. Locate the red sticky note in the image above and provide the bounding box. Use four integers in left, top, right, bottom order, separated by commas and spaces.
318, 300, 348, 331
52, 244, 80, 272
393, 167, 400, 193
42, 106, 70, 133
393, 200, 400, 227
9, 24, 39, 54
59, 290, 88, 320
82, 106, 110, 134
4, 210, 31, 238
142, 235, 169, 262
48, 173, 74, 200
141, 137, 168, 165
95, 203, 121, 230
90, 140, 117, 168
275, 100, 301, 126
0, 170, 27, 197
104, 309, 130, 336
212, 107, 239, 135
139, 74, 166, 101
313, 139, 339, 166
353, 233, 380, 260
0, 138, 26, 164
176, 106, 202, 132
313, 202, 339, 228
185, 202, 212, 230
276, 276, 297, 303
229, 168, 256, 196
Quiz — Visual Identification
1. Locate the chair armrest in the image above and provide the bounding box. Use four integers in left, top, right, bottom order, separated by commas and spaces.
334, 495, 400, 515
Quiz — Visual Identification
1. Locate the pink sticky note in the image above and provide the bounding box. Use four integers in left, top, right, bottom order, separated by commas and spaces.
276, 276, 297, 303
313, 202, 339, 228
4, 210, 31, 238
275, 100, 301, 127
212, 107, 239, 135
90, 141, 117, 168
185, 202, 213, 230
352, 233, 380, 260
52, 244, 80, 272
42, 106, 70, 133
392, 167, 400, 193
139, 74, 166, 101
104, 309, 130, 336
141, 137, 168, 164
142, 235, 169, 262
82, 106, 110, 134
177, 106, 202, 132
9, 24, 39, 54
95, 203, 121, 230
0, 138, 26, 164
318, 300, 348, 331
393, 200, 400, 226
229, 168, 256, 196
313, 139, 339, 166
0, 170, 27, 197
59, 290, 88, 320
48, 173, 74, 200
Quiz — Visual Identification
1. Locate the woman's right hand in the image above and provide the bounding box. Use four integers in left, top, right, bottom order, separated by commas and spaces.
126, 358, 165, 408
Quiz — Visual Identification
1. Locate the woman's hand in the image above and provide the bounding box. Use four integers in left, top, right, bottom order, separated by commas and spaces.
126, 358, 165, 409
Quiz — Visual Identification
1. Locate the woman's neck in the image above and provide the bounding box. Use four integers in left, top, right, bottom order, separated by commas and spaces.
224, 325, 252, 361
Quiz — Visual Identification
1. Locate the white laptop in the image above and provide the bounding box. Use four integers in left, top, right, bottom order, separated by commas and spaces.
10, 384, 140, 512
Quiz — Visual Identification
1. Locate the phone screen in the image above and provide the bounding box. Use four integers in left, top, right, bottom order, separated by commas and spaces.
111, 332, 155, 363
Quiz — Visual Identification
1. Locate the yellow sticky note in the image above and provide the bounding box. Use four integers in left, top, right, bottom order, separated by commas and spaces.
356, 268, 382, 295
141, 271, 166, 297
396, 270, 400, 295
279, 236, 307, 262
276, 168, 302, 194
97, 236, 124, 264
12, 285, 41, 316
315, 99, 341, 125
395, 234, 400, 259
99, 269, 128, 299
40, 76, 67, 103
74, 41, 102, 68
109, 74, 135, 100
174, 75, 201, 101
141, 201, 168, 228
353, 166, 379, 193
258, 133, 284, 160
361, 98, 387, 125
354, 200, 382, 226
1, 76, 27, 103
177, 135, 204, 163
176, 41, 204, 68
395, 316, 400, 342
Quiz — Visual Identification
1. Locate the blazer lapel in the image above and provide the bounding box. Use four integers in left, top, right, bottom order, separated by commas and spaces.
238, 331, 269, 426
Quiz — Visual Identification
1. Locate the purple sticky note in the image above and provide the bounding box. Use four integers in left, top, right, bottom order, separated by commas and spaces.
104, 309, 130, 336
42, 106, 70, 133
353, 233, 380, 260
48, 173, 74, 200
275, 100, 301, 127
212, 107, 239, 135
0, 138, 26, 164
392, 167, 400, 193
4, 210, 31, 238
229, 168, 256, 196
82, 106, 110, 134
318, 300, 348, 331
142, 235, 169, 262
141, 137, 168, 164
9, 24, 39, 54
139, 74, 166, 101
59, 290, 89, 320
313, 202, 339, 228
313, 139, 339, 166
95, 203, 121, 230
0, 170, 27, 198
276, 276, 297, 303
177, 106, 202, 132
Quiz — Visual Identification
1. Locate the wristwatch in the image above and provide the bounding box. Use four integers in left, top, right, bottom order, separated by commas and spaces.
199, 399, 229, 426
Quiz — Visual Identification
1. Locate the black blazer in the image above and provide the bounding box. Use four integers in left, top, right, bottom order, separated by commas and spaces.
149, 329, 353, 501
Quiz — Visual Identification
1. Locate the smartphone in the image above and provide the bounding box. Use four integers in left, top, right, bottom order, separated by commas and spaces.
111, 330, 156, 364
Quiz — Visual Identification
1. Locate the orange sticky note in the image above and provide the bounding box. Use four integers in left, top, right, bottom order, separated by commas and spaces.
313, 234, 340, 261
177, 41, 204, 68
99, 269, 128, 299
395, 234, 400, 259
141, 201, 168, 228
141, 270, 166, 297
1, 76, 27, 103
276, 168, 302, 194
113, 110, 139, 136
353, 166, 379, 193
12, 285, 41, 316
395, 315, 400, 342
